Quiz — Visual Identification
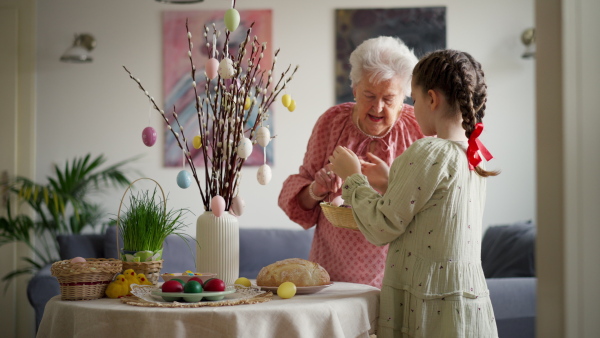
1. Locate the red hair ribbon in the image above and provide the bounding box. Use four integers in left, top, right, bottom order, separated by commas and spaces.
467, 123, 493, 170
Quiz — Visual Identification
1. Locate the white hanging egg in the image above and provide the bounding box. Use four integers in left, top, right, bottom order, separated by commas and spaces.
218, 58, 235, 79
176, 170, 192, 189
256, 126, 271, 147
257, 164, 272, 185
236, 137, 253, 159
230, 195, 245, 216
206, 58, 219, 79
211, 195, 226, 217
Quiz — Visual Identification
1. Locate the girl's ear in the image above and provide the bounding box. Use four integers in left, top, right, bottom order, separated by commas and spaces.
427, 89, 440, 111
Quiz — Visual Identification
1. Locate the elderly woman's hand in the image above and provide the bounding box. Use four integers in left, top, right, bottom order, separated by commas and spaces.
329, 146, 361, 181
312, 165, 343, 197
360, 152, 390, 194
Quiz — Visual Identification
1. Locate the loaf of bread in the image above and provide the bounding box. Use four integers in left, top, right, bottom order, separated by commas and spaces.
256, 258, 331, 287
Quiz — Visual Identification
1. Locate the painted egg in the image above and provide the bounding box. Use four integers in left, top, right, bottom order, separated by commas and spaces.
224, 8, 240, 32
218, 58, 235, 79
236, 137, 253, 159
288, 99, 297, 112
193, 135, 202, 149
257, 164, 272, 185
281, 94, 291, 108
142, 126, 157, 147
244, 97, 252, 110
206, 58, 219, 80
230, 195, 245, 216
256, 126, 271, 147
211, 195, 226, 217
277, 281, 297, 299
70, 257, 86, 264
176, 170, 192, 189
331, 195, 344, 207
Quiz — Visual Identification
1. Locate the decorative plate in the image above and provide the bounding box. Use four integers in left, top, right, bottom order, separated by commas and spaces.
161, 272, 217, 283
151, 289, 235, 302
259, 283, 333, 295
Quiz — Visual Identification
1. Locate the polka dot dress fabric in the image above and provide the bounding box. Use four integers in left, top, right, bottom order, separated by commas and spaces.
278, 102, 423, 288
342, 139, 498, 337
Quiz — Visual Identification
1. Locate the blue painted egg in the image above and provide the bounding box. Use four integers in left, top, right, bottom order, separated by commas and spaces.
176, 170, 192, 189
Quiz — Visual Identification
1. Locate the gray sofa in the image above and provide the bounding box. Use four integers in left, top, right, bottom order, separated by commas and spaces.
28, 222, 536, 337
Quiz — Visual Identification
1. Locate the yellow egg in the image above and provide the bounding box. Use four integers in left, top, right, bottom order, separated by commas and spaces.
244, 97, 252, 110
277, 281, 297, 299
288, 99, 296, 112
193, 135, 202, 149
281, 94, 291, 108
234, 277, 252, 287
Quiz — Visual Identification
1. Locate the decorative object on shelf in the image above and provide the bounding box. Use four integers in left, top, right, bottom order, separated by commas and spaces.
60, 33, 96, 63
115, 177, 195, 284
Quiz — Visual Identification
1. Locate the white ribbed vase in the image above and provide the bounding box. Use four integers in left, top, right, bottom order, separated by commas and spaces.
195, 211, 239, 285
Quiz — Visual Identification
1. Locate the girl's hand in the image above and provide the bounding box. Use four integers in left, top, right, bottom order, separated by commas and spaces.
329, 146, 361, 181
361, 152, 390, 194
312, 165, 342, 196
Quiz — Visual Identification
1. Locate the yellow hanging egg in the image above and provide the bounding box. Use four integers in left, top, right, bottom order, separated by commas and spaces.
244, 97, 252, 110
288, 99, 297, 112
193, 135, 202, 149
281, 94, 291, 108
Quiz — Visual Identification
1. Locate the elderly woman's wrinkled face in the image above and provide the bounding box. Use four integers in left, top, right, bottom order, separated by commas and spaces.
352, 75, 405, 137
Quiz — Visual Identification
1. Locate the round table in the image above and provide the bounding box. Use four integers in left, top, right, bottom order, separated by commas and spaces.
37, 282, 380, 338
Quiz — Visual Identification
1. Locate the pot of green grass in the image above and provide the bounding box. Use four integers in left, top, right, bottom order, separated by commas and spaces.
115, 178, 193, 284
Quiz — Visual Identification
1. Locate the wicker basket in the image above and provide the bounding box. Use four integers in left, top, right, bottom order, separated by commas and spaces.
51, 258, 122, 301
116, 177, 166, 285
320, 202, 359, 231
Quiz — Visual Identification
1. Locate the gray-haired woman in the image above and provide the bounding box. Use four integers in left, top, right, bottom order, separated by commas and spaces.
278, 36, 424, 288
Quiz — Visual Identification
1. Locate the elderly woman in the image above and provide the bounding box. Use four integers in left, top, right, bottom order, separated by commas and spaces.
278, 36, 424, 288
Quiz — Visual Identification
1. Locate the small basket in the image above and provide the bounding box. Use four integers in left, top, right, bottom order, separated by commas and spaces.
116, 177, 166, 285
320, 202, 359, 231
51, 258, 123, 301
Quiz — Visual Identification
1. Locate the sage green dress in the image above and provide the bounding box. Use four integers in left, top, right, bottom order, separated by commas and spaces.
341, 138, 498, 338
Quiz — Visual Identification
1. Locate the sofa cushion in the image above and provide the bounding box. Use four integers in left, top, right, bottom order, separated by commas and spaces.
239, 228, 314, 279
104, 226, 122, 259
481, 221, 536, 278
57, 233, 105, 260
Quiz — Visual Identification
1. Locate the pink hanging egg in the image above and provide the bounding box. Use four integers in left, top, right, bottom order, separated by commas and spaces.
211, 195, 226, 217
142, 126, 157, 147
230, 195, 245, 216
206, 58, 219, 79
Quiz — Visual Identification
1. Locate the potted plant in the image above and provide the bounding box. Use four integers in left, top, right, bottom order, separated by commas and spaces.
114, 178, 195, 284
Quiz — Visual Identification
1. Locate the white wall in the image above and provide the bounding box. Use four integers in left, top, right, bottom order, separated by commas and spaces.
36, 0, 534, 237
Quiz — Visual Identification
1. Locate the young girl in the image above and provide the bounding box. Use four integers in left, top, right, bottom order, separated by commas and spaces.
329, 49, 499, 337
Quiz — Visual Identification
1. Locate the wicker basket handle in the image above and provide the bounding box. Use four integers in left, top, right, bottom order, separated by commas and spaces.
116, 177, 167, 258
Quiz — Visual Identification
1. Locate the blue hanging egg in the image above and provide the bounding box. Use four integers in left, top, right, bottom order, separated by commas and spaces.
176, 170, 192, 189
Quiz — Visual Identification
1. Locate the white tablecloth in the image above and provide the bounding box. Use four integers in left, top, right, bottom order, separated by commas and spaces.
37, 282, 380, 338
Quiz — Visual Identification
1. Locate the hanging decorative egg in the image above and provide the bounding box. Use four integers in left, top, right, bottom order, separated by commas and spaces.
211, 195, 226, 217
244, 97, 252, 110
230, 195, 245, 216
288, 99, 297, 112
236, 137, 253, 159
206, 58, 219, 80
257, 164, 272, 185
256, 126, 271, 147
224, 8, 240, 32
281, 94, 291, 108
142, 126, 157, 147
176, 170, 192, 189
218, 58, 235, 79
193, 135, 202, 149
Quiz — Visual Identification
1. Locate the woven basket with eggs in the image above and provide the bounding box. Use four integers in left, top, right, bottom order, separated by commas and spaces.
51, 258, 123, 300
320, 202, 359, 231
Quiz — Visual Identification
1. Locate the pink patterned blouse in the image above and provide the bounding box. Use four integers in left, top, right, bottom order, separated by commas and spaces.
278, 102, 424, 288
